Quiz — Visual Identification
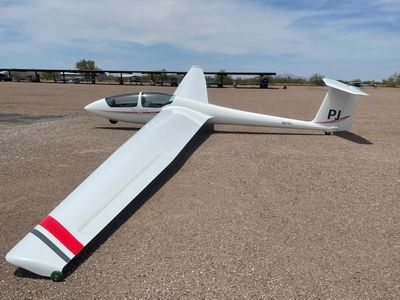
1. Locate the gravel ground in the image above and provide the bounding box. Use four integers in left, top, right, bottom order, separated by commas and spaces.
0, 82, 399, 298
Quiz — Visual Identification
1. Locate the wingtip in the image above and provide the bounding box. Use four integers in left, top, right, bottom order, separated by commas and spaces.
6, 233, 67, 277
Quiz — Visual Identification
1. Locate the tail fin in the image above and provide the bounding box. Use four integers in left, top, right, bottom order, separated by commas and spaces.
173, 66, 208, 103
312, 78, 368, 132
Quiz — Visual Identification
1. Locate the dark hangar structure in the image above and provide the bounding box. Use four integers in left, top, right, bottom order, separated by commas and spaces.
0, 68, 276, 88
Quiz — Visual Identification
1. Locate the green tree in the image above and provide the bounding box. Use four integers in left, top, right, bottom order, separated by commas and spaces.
140, 69, 172, 85
75, 59, 101, 81
382, 73, 400, 87
213, 70, 233, 86
41, 72, 57, 81
75, 59, 100, 71
309, 73, 324, 86
270, 76, 307, 85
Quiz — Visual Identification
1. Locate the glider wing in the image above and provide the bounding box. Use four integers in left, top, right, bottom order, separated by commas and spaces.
6, 106, 210, 277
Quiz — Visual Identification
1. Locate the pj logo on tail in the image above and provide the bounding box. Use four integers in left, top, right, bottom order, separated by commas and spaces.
328, 109, 341, 120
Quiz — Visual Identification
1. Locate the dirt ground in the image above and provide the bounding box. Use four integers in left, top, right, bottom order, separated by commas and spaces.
0, 82, 399, 298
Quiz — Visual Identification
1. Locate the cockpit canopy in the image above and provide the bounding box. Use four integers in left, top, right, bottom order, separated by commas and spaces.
105, 92, 174, 108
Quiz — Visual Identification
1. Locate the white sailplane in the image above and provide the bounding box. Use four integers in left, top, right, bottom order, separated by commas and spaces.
6, 66, 367, 281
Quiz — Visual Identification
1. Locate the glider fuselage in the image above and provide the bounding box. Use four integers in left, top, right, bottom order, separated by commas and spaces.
86, 93, 334, 132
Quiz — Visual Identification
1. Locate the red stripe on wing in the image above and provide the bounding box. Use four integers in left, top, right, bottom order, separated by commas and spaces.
39, 215, 84, 255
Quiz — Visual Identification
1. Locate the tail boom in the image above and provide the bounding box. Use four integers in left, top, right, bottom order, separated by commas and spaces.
176, 97, 338, 132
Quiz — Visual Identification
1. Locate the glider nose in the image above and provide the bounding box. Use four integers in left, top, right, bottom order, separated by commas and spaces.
84, 98, 107, 113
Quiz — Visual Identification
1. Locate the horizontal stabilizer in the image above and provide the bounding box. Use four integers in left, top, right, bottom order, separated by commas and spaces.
323, 78, 368, 96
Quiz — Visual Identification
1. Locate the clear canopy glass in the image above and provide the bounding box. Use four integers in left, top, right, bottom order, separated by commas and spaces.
141, 93, 174, 108
106, 93, 139, 107
105, 92, 174, 108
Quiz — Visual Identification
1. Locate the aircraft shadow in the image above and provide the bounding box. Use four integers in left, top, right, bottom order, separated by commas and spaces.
233, 86, 281, 90
97, 127, 372, 144
61, 125, 213, 279
95, 126, 142, 131
215, 129, 373, 144
334, 131, 373, 144
213, 129, 322, 136
14, 268, 49, 280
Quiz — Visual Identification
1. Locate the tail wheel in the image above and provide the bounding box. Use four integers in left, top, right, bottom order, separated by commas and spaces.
324, 132, 332, 135
109, 119, 118, 124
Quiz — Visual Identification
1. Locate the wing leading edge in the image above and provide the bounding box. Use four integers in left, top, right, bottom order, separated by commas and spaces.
6, 106, 210, 277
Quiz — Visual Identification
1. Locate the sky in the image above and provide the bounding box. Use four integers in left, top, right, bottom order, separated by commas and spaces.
0, 0, 399, 80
